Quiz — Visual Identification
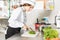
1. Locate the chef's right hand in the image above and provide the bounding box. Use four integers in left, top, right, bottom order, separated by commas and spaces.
22, 24, 29, 30
22, 24, 34, 31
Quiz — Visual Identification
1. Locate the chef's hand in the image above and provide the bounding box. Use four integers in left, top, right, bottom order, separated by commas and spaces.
22, 24, 29, 30
22, 24, 33, 31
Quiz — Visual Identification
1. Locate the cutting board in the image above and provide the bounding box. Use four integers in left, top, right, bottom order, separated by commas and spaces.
21, 31, 39, 37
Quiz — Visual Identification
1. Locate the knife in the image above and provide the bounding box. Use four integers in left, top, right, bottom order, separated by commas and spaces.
28, 27, 34, 31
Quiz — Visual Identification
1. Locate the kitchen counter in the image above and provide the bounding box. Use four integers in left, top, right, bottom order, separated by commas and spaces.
0, 16, 8, 33
7, 32, 43, 40
0, 16, 8, 19
0, 16, 8, 26
0, 33, 5, 40
21, 29, 60, 40
7, 25, 60, 40
7, 29, 60, 40
21, 32, 43, 40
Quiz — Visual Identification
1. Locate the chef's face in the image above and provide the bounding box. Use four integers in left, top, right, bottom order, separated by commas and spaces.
24, 6, 34, 12
22, 3, 34, 12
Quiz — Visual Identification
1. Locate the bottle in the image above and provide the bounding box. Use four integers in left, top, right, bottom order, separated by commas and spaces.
35, 18, 40, 31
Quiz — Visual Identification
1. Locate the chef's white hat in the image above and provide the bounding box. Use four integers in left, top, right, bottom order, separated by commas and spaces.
20, 0, 36, 6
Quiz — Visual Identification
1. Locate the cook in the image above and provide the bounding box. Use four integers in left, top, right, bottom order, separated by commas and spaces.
5, 0, 35, 39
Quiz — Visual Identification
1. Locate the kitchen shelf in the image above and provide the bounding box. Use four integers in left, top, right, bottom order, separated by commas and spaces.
0, 0, 10, 18
36, 0, 54, 10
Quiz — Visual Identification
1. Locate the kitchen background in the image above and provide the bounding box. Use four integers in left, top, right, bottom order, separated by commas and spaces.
0, 0, 59, 33
0, 0, 60, 40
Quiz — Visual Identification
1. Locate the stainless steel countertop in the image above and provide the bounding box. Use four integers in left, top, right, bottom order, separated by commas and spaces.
7, 29, 60, 40
6, 25, 60, 40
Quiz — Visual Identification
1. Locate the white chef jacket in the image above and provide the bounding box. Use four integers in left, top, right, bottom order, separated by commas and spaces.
8, 7, 25, 28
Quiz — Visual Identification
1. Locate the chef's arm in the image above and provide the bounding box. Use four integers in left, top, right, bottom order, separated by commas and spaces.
14, 20, 29, 28
22, 24, 29, 30
22, 24, 33, 31
13, 20, 30, 30
8, 18, 29, 29
13, 20, 29, 29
